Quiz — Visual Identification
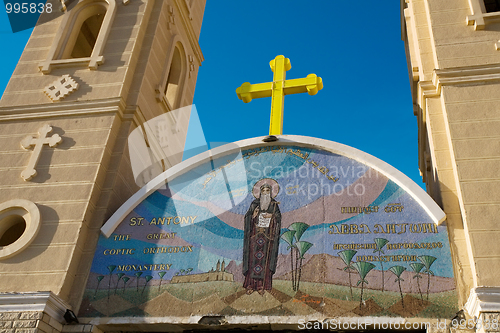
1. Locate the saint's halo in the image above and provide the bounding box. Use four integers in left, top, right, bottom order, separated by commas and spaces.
252, 178, 280, 198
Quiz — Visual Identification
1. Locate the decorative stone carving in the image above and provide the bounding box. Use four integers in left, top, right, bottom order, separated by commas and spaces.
43, 74, 79, 102
167, 5, 175, 30
188, 55, 195, 78
20, 124, 62, 181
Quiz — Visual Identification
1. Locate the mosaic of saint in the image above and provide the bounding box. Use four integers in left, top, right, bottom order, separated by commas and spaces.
80, 145, 457, 319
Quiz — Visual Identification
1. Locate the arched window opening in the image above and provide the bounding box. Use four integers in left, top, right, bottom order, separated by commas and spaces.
69, 11, 105, 58
39, 0, 117, 74
164, 47, 182, 107
61, 3, 107, 59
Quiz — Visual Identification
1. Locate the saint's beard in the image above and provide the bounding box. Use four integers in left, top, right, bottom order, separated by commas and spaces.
260, 192, 271, 210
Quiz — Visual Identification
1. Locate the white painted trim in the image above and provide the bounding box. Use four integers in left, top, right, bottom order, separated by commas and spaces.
0, 291, 70, 323
465, 287, 500, 318
101, 135, 446, 237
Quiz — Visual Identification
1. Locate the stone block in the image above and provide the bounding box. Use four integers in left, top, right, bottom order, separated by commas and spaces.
48, 317, 63, 332
37, 320, 53, 333
0, 182, 93, 203
41, 314, 50, 324
0, 244, 74, 273
0, 322, 12, 329
34, 222, 82, 248
38, 202, 87, 224
0, 115, 115, 137
14, 329, 37, 333
447, 100, 500, 123
440, 54, 500, 70
12, 320, 37, 328
454, 138, 500, 160
428, 113, 447, 134
0, 329, 15, 333
18, 313, 43, 320
0, 273, 65, 295
462, 181, 500, 204
443, 84, 500, 104
0, 92, 50, 109
437, 169, 458, 191
434, 150, 453, 170
466, 204, 500, 231
475, 258, 500, 286
0, 313, 19, 320
457, 159, 500, 181
449, 120, 500, 140
470, 232, 500, 258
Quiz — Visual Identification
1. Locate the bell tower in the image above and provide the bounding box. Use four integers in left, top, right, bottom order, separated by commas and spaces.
0, 0, 205, 330
402, 0, 500, 325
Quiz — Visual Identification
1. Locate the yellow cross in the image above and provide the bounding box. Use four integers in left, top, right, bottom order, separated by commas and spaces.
236, 55, 323, 136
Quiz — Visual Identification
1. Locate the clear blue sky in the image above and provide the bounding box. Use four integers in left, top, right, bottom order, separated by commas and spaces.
0, 2, 423, 188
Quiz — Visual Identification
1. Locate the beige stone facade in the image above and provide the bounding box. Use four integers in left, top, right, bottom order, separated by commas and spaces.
402, 0, 500, 326
0, 0, 205, 331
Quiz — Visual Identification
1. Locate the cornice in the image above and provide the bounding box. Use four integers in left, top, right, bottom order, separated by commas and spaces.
434, 63, 500, 86
173, 0, 204, 66
0, 98, 126, 122
417, 64, 500, 101
465, 287, 500, 318
0, 291, 70, 323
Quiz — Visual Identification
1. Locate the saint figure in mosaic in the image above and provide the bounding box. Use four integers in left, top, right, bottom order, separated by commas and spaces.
243, 178, 282, 295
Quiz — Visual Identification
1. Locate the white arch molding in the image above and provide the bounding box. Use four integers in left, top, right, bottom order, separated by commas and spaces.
101, 135, 446, 237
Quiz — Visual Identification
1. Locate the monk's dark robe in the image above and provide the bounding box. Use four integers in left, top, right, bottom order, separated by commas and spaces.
242, 198, 281, 291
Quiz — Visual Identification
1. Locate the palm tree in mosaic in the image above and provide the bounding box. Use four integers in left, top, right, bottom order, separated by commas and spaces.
135, 272, 143, 291
418, 255, 437, 300
338, 250, 357, 298
288, 222, 311, 291
281, 229, 297, 289
94, 276, 104, 297
122, 277, 130, 293
186, 268, 193, 275
352, 261, 376, 309
389, 265, 406, 308
114, 273, 124, 294
158, 272, 166, 291
295, 240, 313, 291
410, 262, 425, 303
281, 222, 312, 291
142, 275, 153, 294
107, 265, 116, 299
373, 238, 389, 292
